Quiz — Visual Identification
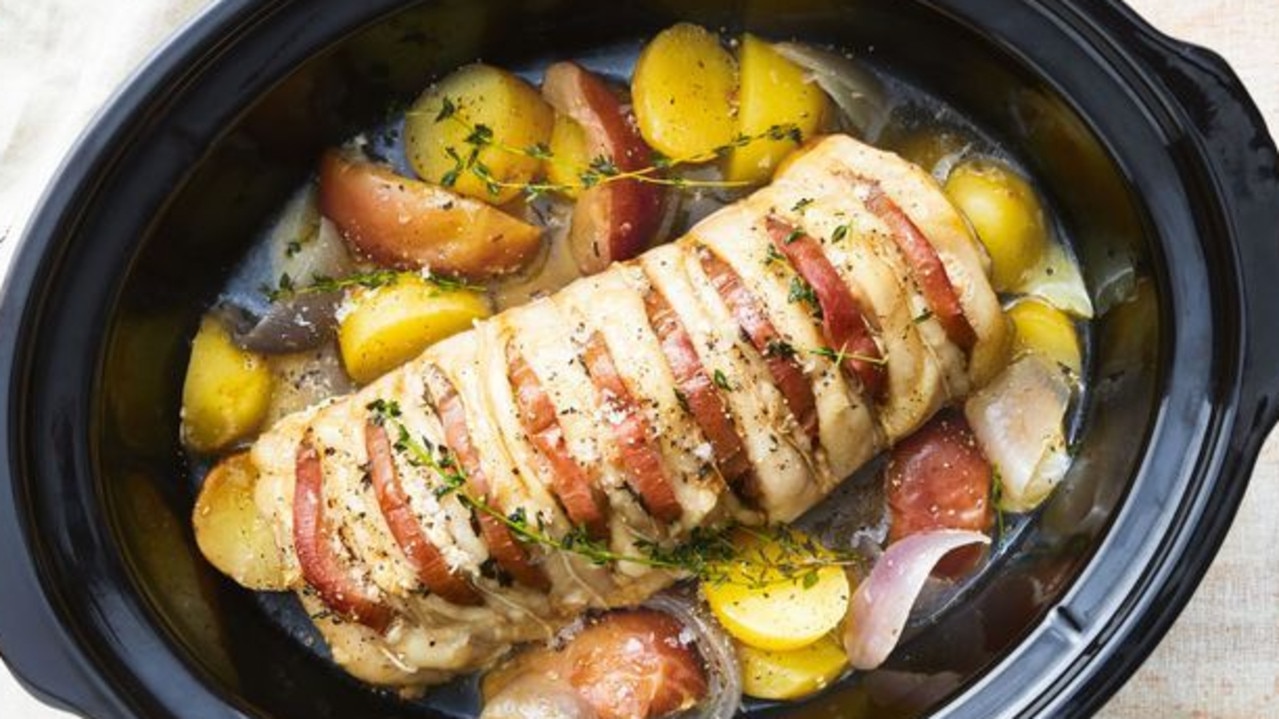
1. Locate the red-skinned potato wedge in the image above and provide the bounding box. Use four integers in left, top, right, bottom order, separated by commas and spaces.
581, 332, 683, 523
508, 347, 611, 537
566, 610, 709, 719
365, 421, 483, 606
642, 284, 757, 501
542, 61, 664, 275
318, 151, 541, 279
483, 609, 708, 719
700, 248, 819, 442
429, 367, 550, 592
765, 216, 886, 401
886, 409, 993, 578
861, 181, 978, 352
294, 438, 393, 631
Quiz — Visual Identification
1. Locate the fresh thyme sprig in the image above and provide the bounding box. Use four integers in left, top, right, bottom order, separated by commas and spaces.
418, 97, 804, 201
262, 269, 481, 302
364, 397, 865, 588
807, 343, 888, 368
788, 276, 824, 320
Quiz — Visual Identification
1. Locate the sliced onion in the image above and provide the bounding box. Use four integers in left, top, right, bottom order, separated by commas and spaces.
221, 187, 355, 354
773, 42, 889, 139
1016, 241, 1094, 319
644, 591, 742, 719
843, 530, 990, 670
964, 355, 1072, 512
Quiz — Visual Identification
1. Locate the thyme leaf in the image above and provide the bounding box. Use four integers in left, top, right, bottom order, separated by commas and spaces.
263, 269, 481, 302
371, 401, 863, 587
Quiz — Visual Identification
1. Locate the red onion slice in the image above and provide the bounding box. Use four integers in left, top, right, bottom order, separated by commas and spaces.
843, 530, 990, 670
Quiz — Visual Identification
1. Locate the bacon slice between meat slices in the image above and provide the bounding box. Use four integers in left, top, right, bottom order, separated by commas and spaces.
581, 332, 683, 523
861, 182, 977, 352
508, 347, 611, 537
700, 248, 819, 441
364, 421, 483, 605
431, 369, 550, 592
294, 438, 393, 631
642, 284, 758, 502
765, 216, 886, 400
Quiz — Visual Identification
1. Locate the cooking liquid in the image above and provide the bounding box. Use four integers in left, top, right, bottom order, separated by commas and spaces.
204, 38, 1092, 716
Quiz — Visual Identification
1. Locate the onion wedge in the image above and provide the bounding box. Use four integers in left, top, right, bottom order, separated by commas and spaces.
964, 355, 1072, 512
772, 42, 888, 139
843, 529, 990, 670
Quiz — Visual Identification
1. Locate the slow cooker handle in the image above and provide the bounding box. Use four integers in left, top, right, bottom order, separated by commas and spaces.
1152, 40, 1279, 437
0, 503, 134, 718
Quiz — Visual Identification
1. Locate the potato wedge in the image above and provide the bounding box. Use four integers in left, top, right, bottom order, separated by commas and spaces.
193, 452, 288, 590
543, 62, 664, 274
181, 315, 273, 453
703, 530, 850, 651
1008, 297, 1082, 376
319, 151, 542, 278
725, 34, 829, 184
632, 23, 738, 158
405, 63, 554, 204
338, 273, 491, 384
739, 633, 849, 700
944, 159, 1048, 291
545, 113, 591, 199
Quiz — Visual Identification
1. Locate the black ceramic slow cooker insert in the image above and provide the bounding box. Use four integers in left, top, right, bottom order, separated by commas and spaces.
2, 1, 1277, 717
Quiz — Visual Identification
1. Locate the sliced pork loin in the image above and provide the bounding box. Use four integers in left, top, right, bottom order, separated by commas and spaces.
244, 134, 1010, 688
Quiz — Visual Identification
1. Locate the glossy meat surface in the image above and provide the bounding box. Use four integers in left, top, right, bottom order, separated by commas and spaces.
248, 135, 1010, 687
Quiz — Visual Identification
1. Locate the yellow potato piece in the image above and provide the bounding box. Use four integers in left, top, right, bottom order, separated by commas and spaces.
193, 453, 288, 590
181, 316, 273, 453
739, 633, 849, 700
944, 159, 1048, 291
339, 274, 491, 384
546, 113, 591, 198
406, 63, 554, 205
725, 34, 829, 184
703, 530, 851, 651
632, 23, 738, 158
1008, 297, 1082, 376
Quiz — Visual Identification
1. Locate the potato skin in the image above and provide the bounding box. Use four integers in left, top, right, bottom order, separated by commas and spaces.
1008, 297, 1082, 375
726, 34, 829, 184
319, 151, 542, 279
543, 61, 665, 274
631, 23, 738, 158
405, 63, 554, 205
337, 273, 491, 384
545, 113, 590, 199
193, 452, 287, 590
181, 315, 273, 453
944, 159, 1047, 291
738, 633, 848, 700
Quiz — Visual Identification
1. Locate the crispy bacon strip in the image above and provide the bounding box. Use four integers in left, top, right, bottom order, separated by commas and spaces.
364, 421, 483, 606
700, 248, 819, 441
581, 332, 683, 523
861, 181, 977, 352
766, 216, 885, 400
294, 438, 393, 631
430, 369, 550, 592
642, 284, 758, 502
508, 347, 611, 538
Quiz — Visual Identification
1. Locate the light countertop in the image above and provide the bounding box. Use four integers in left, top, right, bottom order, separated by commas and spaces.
0, 1, 1274, 716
